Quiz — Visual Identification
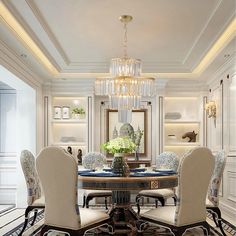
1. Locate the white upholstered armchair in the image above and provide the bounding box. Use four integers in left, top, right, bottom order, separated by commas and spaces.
20, 150, 45, 235
206, 150, 226, 236
36, 147, 113, 236
82, 152, 112, 209
136, 152, 179, 213
140, 147, 214, 236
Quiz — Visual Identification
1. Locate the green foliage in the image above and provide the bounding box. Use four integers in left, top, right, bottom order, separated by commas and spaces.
72, 107, 85, 115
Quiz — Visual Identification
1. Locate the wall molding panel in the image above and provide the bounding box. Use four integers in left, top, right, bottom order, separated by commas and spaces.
208, 57, 236, 223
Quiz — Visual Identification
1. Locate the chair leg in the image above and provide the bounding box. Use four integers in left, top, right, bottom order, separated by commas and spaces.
157, 197, 165, 206
202, 221, 210, 236
86, 195, 93, 208
208, 207, 226, 236
171, 227, 185, 236
105, 197, 108, 210
214, 208, 226, 236
19, 206, 32, 235
40, 225, 48, 236
212, 213, 219, 227
136, 195, 141, 214
82, 195, 86, 208
173, 194, 177, 206
30, 209, 38, 226
155, 200, 158, 208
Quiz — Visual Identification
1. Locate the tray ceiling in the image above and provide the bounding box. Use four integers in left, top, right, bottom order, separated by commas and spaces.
0, 0, 235, 80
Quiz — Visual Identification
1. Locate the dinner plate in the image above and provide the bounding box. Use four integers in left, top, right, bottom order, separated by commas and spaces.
156, 169, 174, 172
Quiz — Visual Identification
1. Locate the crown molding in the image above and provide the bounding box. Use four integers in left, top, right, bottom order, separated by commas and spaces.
0, 37, 44, 88
25, 0, 70, 65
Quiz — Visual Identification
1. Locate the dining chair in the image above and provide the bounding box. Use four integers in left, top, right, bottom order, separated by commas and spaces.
206, 150, 226, 236
139, 147, 214, 236
36, 146, 113, 236
82, 152, 112, 209
136, 152, 179, 213
19, 150, 45, 235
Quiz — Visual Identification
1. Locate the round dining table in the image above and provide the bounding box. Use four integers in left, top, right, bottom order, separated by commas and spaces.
78, 174, 178, 235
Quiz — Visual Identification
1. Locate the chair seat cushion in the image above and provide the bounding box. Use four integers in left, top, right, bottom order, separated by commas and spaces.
84, 190, 112, 197
31, 195, 45, 206
80, 208, 110, 228
206, 198, 215, 207
139, 189, 175, 198
141, 206, 176, 225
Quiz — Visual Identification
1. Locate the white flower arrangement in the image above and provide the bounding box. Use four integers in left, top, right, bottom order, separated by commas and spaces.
102, 136, 136, 154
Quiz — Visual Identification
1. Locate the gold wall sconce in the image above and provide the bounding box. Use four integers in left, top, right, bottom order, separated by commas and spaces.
205, 100, 216, 127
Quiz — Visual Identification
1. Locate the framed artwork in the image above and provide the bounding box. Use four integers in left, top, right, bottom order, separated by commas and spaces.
106, 109, 147, 156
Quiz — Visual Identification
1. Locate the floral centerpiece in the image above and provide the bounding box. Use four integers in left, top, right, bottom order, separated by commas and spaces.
102, 136, 136, 154
102, 137, 136, 176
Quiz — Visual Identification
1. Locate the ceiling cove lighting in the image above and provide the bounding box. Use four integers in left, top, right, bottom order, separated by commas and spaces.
0, 2, 58, 75
95, 15, 154, 123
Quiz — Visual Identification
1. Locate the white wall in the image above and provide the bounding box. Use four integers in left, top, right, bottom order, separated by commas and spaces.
0, 65, 36, 207
0, 90, 17, 204
207, 56, 236, 222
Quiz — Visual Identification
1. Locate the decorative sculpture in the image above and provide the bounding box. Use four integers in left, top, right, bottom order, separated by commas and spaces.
134, 127, 144, 160
182, 131, 197, 142
67, 146, 72, 154
77, 149, 82, 165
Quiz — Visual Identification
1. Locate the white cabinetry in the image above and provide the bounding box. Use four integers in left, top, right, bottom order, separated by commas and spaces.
163, 96, 205, 156
49, 96, 92, 160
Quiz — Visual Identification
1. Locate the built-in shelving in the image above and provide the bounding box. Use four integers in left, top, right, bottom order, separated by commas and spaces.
165, 120, 200, 124
51, 119, 87, 124
49, 96, 91, 160
165, 142, 201, 146
163, 96, 203, 156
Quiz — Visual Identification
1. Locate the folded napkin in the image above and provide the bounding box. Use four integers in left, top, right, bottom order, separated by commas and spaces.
79, 171, 120, 177
130, 168, 146, 172
78, 169, 94, 175
130, 171, 177, 177
154, 170, 177, 174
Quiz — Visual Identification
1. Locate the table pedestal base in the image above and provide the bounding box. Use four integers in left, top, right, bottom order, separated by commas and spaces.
108, 191, 148, 235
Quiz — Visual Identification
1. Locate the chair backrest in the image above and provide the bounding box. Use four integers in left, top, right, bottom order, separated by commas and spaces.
207, 150, 226, 206
82, 152, 107, 169
156, 152, 179, 171
20, 150, 42, 205
36, 146, 81, 230
175, 147, 214, 226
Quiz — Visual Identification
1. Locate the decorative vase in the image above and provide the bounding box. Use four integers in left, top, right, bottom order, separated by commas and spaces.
111, 153, 130, 177
134, 146, 140, 161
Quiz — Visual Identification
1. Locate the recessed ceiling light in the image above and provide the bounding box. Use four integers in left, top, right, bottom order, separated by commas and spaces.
224, 54, 230, 58
20, 53, 27, 58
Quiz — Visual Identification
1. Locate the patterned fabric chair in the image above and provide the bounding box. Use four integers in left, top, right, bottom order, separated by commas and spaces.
136, 152, 179, 213
140, 147, 214, 236
82, 152, 112, 209
20, 150, 45, 235
36, 147, 112, 236
206, 150, 226, 236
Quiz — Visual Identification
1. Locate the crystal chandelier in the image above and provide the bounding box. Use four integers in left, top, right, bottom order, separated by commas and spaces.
95, 15, 154, 123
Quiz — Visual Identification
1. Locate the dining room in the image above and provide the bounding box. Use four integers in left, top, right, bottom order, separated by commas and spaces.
0, 0, 236, 235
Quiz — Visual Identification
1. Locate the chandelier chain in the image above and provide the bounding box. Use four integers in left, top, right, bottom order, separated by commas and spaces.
123, 22, 128, 58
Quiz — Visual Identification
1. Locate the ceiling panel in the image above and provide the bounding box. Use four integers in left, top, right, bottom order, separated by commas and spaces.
0, 0, 235, 79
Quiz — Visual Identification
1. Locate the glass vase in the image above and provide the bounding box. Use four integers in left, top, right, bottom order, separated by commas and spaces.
111, 153, 130, 177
